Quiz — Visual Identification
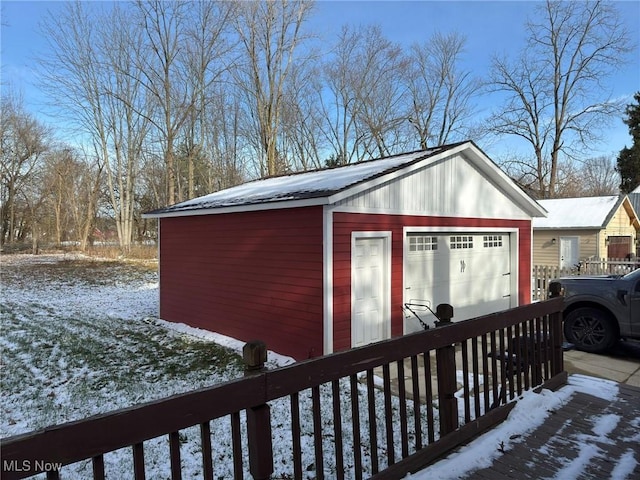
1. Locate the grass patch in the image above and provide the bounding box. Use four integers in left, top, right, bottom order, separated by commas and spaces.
0, 255, 243, 437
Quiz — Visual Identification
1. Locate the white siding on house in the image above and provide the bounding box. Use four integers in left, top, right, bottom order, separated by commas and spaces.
336, 154, 531, 220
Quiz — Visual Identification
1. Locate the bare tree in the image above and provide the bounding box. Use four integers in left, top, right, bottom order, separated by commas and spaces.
487, 0, 632, 199
578, 156, 619, 196
177, 0, 238, 199
234, 0, 314, 176
279, 62, 325, 171
131, 0, 190, 205
0, 93, 49, 246
405, 32, 479, 149
40, 2, 150, 252
43, 147, 103, 250
199, 83, 247, 192
20, 168, 49, 254
318, 25, 365, 165
131, 1, 238, 204
43, 148, 74, 245
351, 25, 408, 159
318, 25, 407, 164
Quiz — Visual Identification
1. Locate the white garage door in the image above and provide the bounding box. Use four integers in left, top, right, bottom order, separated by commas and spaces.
404, 232, 512, 333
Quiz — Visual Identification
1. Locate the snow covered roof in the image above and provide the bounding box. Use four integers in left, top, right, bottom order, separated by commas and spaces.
145, 141, 545, 218
532, 195, 631, 229
146, 146, 449, 216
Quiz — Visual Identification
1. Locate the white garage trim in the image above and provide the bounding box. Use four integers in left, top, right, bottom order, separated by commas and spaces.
323, 206, 334, 355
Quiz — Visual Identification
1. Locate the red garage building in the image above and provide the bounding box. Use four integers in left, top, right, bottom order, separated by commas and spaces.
145, 142, 546, 360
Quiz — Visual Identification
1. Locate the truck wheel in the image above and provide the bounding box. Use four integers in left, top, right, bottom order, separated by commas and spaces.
563, 307, 617, 353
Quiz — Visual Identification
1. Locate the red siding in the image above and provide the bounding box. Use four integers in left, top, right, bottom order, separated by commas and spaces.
160, 206, 324, 360
332, 213, 532, 353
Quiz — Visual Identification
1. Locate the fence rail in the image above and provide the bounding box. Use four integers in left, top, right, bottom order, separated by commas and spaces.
1, 297, 565, 480
581, 257, 639, 275
532, 258, 639, 301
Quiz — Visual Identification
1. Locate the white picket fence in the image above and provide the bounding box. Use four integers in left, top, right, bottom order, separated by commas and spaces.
531, 258, 638, 301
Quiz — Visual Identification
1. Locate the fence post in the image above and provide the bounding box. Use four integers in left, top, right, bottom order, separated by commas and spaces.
434, 304, 458, 436
243, 341, 274, 480
548, 284, 564, 377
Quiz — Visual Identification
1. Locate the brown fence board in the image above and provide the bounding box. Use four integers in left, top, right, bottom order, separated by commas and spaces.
169, 431, 182, 480
349, 374, 363, 480
199, 422, 213, 480
311, 385, 324, 480
133, 442, 145, 480
290, 392, 303, 480
366, 369, 380, 475
91, 455, 105, 480
331, 379, 344, 480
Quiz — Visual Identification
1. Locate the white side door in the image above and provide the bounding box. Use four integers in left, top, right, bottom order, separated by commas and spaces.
352, 235, 390, 347
560, 237, 579, 269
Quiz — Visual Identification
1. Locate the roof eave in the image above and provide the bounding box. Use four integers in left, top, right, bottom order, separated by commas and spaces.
533, 226, 602, 231
601, 194, 626, 228
142, 196, 330, 219
619, 195, 640, 230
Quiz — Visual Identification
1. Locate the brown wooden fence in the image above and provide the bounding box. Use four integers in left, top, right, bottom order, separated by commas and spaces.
532, 258, 639, 301
1, 297, 565, 480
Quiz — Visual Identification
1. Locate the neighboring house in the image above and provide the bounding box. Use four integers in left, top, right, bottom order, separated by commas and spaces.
144, 141, 546, 360
532, 195, 640, 269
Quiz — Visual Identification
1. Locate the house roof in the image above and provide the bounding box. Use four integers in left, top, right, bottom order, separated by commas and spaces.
144, 141, 546, 219
628, 189, 640, 217
533, 195, 637, 229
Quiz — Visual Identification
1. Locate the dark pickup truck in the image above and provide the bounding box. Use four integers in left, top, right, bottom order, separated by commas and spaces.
549, 268, 640, 353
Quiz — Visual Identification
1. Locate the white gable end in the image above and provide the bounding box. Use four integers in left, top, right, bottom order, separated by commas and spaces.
335, 153, 531, 220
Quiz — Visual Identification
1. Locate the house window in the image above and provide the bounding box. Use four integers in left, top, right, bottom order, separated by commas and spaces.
483, 235, 503, 247
450, 236, 473, 249
409, 235, 438, 252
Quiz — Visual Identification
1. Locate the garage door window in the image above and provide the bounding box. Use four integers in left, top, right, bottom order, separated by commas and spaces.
450, 236, 473, 249
483, 235, 503, 247
409, 235, 438, 252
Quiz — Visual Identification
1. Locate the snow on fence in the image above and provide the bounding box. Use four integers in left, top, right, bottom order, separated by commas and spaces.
532, 258, 639, 301
0, 297, 565, 480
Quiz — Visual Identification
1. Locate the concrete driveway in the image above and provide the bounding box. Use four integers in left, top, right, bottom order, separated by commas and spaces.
564, 339, 640, 387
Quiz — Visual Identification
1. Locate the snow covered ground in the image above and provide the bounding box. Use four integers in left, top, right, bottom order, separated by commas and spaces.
1, 254, 636, 479
410, 374, 637, 480
0, 254, 245, 437
0, 254, 417, 478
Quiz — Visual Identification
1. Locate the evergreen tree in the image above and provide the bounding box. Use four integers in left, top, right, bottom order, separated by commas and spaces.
617, 92, 640, 193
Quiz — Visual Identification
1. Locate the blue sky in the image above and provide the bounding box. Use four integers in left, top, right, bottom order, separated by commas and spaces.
1, 1, 639, 160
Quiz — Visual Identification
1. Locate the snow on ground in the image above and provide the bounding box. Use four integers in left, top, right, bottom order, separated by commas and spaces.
153, 318, 296, 367
0, 254, 422, 478
2, 254, 635, 479
408, 374, 629, 480
1, 254, 246, 478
